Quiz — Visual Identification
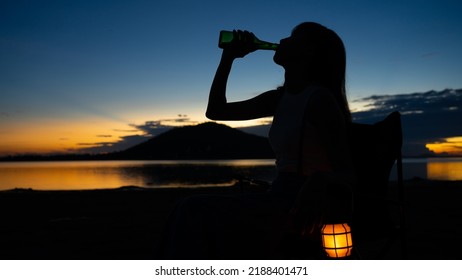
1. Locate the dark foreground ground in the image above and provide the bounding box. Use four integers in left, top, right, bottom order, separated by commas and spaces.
0, 178, 461, 260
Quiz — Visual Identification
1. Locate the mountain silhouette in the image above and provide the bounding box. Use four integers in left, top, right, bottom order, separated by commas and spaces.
117, 122, 275, 160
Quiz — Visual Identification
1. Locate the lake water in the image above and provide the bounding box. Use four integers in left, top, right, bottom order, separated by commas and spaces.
0, 158, 461, 191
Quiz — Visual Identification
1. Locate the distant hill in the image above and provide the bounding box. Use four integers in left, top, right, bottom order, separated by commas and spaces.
116, 122, 275, 160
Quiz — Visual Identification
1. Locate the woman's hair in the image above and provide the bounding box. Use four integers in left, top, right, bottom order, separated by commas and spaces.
293, 22, 351, 122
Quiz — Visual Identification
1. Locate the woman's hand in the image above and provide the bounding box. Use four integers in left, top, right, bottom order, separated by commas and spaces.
222, 30, 257, 60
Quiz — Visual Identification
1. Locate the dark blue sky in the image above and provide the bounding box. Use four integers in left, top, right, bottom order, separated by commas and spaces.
1, 0, 461, 155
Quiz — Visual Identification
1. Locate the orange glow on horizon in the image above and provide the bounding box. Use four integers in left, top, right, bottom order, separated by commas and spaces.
425, 136, 462, 156
0, 119, 141, 156
0, 112, 272, 156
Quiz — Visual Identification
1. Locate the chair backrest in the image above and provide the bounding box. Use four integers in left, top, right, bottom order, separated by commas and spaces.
347, 111, 403, 238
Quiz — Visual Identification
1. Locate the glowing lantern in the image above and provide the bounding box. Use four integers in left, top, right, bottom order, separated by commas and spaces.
321, 223, 353, 258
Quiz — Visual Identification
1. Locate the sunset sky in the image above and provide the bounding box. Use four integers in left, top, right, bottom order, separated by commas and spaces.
1, 0, 461, 156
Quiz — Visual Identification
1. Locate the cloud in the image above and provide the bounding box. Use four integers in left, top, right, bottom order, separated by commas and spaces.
72, 90, 462, 158
242, 89, 462, 156
73, 135, 150, 154
74, 115, 197, 154
129, 115, 197, 137
425, 136, 462, 156
352, 89, 462, 156
129, 121, 171, 137
114, 129, 138, 133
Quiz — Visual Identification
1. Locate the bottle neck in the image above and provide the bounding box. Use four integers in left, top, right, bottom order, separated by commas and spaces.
256, 40, 279, 50
219, 30, 278, 51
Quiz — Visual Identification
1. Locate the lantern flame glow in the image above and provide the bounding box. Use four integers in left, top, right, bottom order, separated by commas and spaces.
321, 223, 353, 258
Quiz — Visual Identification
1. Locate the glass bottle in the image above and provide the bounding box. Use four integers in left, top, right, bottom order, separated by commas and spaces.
218, 30, 278, 51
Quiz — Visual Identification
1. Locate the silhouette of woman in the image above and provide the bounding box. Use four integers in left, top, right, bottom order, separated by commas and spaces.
157, 22, 354, 259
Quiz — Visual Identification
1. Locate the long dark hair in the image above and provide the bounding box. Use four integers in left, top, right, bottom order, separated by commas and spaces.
292, 22, 351, 122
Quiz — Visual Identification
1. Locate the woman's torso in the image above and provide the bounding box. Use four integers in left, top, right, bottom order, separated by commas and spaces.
269, 86, 332, 178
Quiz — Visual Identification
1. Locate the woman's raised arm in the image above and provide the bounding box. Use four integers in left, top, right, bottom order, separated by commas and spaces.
206, 51, 280, 121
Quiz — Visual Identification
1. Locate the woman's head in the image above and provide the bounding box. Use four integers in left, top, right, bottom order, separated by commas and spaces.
274, 22, 351, 121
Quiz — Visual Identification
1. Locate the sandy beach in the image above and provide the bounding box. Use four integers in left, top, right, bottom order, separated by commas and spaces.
0, 178, 461, 260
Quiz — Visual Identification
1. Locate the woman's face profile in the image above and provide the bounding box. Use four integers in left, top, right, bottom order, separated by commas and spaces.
273, 30, 313, 69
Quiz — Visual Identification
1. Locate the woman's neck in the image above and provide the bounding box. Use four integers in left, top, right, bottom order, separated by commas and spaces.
284, 70, 313, 94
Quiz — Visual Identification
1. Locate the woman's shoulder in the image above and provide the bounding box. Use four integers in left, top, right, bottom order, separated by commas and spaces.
259, 87, 284, 104
306, 86, 338, 108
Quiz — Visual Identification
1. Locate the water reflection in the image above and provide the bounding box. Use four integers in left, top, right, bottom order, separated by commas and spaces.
0, 160, 277, 191
0, 161, 143, 190
390, 158, 462, 181
0, 158, 461, 191
427, 159, 462, 181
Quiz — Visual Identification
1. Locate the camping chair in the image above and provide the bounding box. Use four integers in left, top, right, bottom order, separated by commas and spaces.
282, 111, 406, 260
348, 111, 406, 259
238, 111, 406, 260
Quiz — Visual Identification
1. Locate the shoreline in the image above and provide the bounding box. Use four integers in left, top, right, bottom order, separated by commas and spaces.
0, 178, 461, 260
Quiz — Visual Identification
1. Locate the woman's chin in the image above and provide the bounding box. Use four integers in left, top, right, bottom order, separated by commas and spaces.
273, 53, 283, 66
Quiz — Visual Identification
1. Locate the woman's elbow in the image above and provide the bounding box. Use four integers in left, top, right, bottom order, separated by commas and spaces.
205, 109, 220, 120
